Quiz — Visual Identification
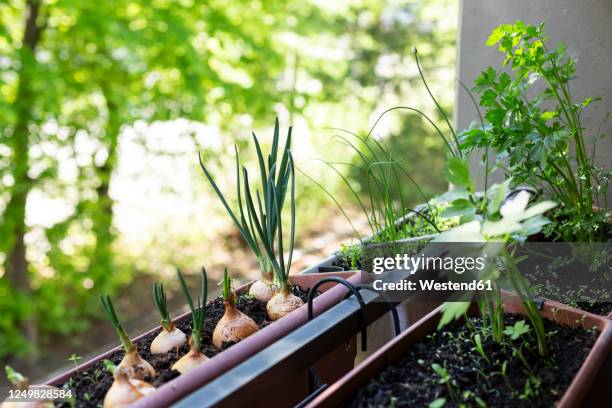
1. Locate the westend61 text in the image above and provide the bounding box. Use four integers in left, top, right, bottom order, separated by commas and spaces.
373, 279, 493, 292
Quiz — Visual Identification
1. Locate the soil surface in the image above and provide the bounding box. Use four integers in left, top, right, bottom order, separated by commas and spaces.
348, 314, 598, 408
54, 285, 312, 408
574, 302, 611, 316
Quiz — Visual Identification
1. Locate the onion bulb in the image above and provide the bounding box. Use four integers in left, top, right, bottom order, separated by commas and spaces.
150, 325, 186, 354
213, 269, 259, 349
151, 282, 187, 354
248, 272, 277, 302
103, 367, 155, 408
171, 338, 208, 374
173, 268, 209, 374
266, 289, 304, 321
117, 346, 156, 380
100, 295, 156, 380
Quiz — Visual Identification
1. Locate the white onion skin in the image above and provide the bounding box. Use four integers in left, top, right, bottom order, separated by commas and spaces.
266, 290, 304, 321
117, 347, 156, 380
172, 346, 208, 374
248, 275, 277, 302
103, 367, 155, 408
213, 301, 259, 349
150, 325, 186, 354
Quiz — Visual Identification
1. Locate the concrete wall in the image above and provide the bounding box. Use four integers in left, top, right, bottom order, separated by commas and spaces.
455, 0, 612, 196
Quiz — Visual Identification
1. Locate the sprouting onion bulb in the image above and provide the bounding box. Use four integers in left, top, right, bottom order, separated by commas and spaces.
248, 272, 277, 303
2, 366, 56, 408
150, 282, 186, 354
103, 366, 155, 408
100, 295, 156, 380
213, 268, 259, 349
172, 268, 209, 374
241, 150, 304, 320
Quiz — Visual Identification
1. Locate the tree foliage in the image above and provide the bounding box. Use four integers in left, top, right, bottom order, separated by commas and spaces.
0, 0, 456, 362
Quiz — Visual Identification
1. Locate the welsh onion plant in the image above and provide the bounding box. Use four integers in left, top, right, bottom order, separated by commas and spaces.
199, 118, 292, 302
172, 268, 208, 374
100, 295, 156, 379
242, 150, 303, 320
150, 282, 186, 354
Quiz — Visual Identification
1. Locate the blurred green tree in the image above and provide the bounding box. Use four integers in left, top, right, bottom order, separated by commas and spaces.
0, 0, 456, 363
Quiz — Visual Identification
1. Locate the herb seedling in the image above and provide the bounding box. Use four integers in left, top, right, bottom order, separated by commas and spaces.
472, 333, 489, 363
100, 295, 155, 379
504, 320, 530, 341
172, 268, 209, 374
150, 282, 187, 354
68, 353, 82, 371
212, 267, 259, 349
431, 363, 456, 402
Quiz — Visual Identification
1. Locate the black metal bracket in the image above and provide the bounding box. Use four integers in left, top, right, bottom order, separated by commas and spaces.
301, 277, 404, 405
307, 277, 367, 351
345, 283, 401, 337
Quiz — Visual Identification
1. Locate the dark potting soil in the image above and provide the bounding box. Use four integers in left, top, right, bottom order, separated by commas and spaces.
575, 302, 611, 316
54, 285, 313, 408
348, 314, 598, 408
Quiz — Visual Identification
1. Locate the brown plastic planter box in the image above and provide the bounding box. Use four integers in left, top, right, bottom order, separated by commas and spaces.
44, 270, 362, 407
306, 294, 612, 408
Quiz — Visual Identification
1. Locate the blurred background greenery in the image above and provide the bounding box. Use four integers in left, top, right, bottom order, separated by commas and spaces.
0, 0, 457, 380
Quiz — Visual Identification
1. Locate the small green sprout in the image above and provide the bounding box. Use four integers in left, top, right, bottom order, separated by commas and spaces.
177, 267, 207, 353
504, 320, 531, 341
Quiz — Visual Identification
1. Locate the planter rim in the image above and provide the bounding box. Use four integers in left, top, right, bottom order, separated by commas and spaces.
44, 270, 362, 408
306, 295, 612, 408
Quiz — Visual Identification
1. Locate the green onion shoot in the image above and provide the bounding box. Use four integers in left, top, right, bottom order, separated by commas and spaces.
171, 268, 209, 374
150, 282, 186, 354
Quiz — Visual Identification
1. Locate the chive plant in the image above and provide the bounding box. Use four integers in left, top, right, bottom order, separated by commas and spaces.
172, 268, 209, 374
305, 48, 466, 245
199, 118, 293, 302
100, 295, 156, 379
304, 129, 441, 243
150, 282, 187, 354
212, 267, 259, 349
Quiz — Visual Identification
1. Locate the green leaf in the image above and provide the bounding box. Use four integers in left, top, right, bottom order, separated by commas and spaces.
486, 26, 505, 46
504, 320, 530, 340
437, 301, 470, 328
486, 179, 512, 216
444, 157, 470, 188
428, 398, 446, 408
441, 198, 475, 218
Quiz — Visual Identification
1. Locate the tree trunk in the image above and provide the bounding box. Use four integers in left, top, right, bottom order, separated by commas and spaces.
2, 0, 45, 361
89, 90, 121, 293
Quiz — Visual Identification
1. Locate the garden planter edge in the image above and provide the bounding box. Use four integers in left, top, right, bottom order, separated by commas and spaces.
305, 295, 612, 408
